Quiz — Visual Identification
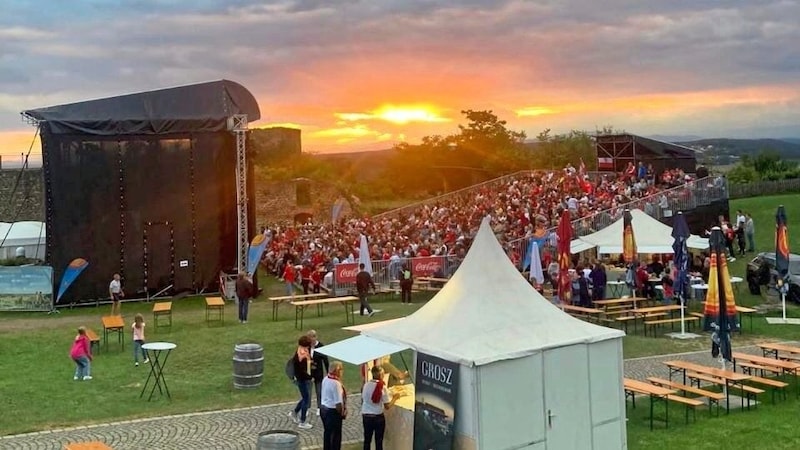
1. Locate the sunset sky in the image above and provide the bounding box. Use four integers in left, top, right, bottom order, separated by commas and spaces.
2, 0, 800, 161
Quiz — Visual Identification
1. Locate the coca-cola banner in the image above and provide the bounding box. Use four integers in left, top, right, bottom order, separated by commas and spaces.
334, 263, 359, 283
412, 256, 445, 278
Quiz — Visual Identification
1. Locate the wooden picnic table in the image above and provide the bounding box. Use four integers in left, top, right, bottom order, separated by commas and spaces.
663, 360, 750, 414
291, 295, 359, 330
417, 276, 449, 283
593, 297, 648, 308
758, 342, 800, 360
733, 351, 800, 398
560, 304, 603, 322
623, 378, 676, 430
616, 304, 685, 335
269, 292, 328, 321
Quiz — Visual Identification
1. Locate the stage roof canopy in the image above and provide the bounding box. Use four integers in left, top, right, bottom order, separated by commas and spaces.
22, 79, 260, 136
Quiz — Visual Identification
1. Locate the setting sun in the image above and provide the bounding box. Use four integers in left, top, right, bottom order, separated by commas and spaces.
335, 105, 450, 125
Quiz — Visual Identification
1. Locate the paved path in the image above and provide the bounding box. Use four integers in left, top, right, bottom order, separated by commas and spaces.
1, 342, 794, 450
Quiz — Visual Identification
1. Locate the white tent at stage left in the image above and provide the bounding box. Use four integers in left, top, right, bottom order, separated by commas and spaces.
365, 217, 627, 450
571, 208, 709, 254
0, 221, 46, 259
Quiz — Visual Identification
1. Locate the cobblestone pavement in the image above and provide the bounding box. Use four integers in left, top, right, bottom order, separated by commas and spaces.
2, 342, 796, 450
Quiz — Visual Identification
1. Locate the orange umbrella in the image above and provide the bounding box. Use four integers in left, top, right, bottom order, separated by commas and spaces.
703, 227, 738, 362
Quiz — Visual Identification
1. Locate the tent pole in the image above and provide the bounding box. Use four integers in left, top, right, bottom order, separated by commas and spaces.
680, 294, 685, 335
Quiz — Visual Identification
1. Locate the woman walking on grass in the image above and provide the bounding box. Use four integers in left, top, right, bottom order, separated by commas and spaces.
289, 335, 314, 429
132, 313, 150, 367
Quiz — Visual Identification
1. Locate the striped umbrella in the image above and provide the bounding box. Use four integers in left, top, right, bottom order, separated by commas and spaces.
703, 227, 738, 363
776, 205, 790, 321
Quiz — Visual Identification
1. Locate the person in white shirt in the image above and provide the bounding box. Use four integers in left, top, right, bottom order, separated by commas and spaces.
321, 361, 346, 450
109, 273, 124, 316
361, 365, 401, 450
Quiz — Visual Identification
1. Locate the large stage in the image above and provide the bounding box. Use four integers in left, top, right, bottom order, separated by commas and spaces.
23, 80, 260, 303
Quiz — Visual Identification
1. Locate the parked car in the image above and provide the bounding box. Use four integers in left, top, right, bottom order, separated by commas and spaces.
746, 252, 800, 303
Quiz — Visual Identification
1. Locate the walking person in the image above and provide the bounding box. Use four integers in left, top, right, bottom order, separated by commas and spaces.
289, 335, 314, 430
132, 313, 150, 367
283, 263, 297, 297
235, 272, 254, 324
399, 264, 413, 304
109, 273, 124, 316
361, 365, 401, 450
745, 212, 755, 252
589, 261, 607, 301
355, 263, 376, 316
70, 326, 93, 381
308, 329, 329, 416
321, 361, 347, 450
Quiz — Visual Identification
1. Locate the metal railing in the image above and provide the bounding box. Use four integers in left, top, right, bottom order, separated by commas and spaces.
330, 256, 462, 295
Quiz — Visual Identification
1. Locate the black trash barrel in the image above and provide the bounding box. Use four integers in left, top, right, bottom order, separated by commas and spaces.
233, 343, 264, 389
256, 430, 300, 450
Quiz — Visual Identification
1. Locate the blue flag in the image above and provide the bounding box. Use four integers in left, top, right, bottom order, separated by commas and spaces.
56, 258, 88, 303
246, 233, 269, 275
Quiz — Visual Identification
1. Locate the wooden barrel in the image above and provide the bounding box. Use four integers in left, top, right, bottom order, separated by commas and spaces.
256, 430, 300, 450
233, 343, 264, 389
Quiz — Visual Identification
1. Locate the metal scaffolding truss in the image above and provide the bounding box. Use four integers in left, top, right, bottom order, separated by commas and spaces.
229, 114, 249, 274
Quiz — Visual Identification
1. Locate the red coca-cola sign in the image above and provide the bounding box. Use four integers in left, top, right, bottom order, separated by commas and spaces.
412, 256, 444, 277
335, 263, 359, 283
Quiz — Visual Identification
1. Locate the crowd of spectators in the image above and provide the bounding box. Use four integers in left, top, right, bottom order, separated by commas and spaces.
259, 163, 706, 284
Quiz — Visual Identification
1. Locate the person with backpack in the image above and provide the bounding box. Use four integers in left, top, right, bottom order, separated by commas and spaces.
288, 335, 314, 429
399, 264, 413, 304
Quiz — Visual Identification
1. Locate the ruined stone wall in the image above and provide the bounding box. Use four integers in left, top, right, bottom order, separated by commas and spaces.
0, 168, 44, 222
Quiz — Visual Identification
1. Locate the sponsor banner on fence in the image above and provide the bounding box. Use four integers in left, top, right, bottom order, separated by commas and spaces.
414, 352, 459, 450
334, 262, 359, 283
412, 256, 444, 277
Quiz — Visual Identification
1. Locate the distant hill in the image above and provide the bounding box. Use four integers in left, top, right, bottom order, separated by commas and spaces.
782, 138, 800, 146
646, 134, 704, 143
678, 138, 800, 159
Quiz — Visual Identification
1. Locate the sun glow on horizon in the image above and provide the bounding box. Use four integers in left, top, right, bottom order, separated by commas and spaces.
515, 106, 558, 117
335, 104, 450, 125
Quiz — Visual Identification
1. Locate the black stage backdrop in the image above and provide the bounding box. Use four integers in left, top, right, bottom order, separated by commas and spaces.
42, 127, 255, 304
413, 353, 459, 450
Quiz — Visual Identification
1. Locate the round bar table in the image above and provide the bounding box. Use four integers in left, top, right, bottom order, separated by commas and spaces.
140, 342, 177, 401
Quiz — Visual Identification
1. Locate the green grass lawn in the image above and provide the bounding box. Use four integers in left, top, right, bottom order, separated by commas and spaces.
1, 193, 800, 448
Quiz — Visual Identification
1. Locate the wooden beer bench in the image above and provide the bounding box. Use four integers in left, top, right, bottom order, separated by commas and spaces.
101, 315, 125, 351
205, 297, 225, 325
85, 328, 100, 354
152, 301, 172, 331
269, 292, 328, 321
291, 296, 359, 329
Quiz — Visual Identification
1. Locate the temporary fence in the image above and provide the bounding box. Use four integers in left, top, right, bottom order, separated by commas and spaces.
729, 178, 800, 199
330, 255, 462, 296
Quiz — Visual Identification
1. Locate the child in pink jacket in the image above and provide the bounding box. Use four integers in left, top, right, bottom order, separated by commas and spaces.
70, 326, 93, 380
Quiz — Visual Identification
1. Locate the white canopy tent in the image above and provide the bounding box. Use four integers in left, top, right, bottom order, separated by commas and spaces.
570, 208, 708, 254
0, 221, 46, 260
364, 217, 627, 450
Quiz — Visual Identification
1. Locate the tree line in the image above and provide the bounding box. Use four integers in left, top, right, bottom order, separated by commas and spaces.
250, 110, 599, 205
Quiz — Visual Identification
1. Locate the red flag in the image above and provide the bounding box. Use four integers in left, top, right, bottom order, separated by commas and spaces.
557, 210, 573, 304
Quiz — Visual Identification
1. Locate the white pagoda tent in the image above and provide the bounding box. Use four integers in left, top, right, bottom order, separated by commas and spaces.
571, 208, 708, 254
365, 217, 627, 450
